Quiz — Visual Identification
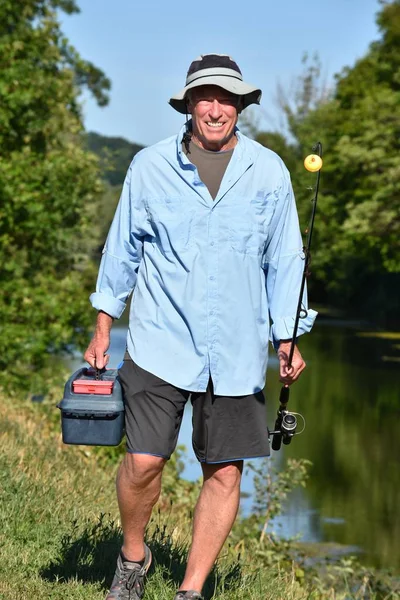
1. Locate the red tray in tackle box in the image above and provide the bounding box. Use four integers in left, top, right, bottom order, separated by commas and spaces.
72, 367, 114, 395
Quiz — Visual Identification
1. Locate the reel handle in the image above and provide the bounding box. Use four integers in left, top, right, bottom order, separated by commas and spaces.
271, 420, 282, 451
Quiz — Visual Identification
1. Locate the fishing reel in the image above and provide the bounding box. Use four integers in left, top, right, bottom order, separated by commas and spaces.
270, 411, 297, 449
268, 387, 305, 451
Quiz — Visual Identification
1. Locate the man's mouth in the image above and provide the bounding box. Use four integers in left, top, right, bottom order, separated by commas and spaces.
206, 122, 224, 128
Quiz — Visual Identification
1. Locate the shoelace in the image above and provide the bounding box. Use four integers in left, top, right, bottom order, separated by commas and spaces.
125, 563, 146, 598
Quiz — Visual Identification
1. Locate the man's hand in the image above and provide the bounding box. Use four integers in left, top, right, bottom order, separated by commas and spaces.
83, 311, 114, 369
277, 341, 306, 386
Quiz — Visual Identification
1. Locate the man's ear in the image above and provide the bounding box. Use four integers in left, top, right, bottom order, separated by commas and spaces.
186, 97, 193, 115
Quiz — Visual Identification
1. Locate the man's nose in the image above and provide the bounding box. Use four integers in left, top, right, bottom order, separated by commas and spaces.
208, 99, 223, 119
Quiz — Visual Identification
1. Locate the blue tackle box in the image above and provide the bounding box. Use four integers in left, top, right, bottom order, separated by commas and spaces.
57, 367, 125, 446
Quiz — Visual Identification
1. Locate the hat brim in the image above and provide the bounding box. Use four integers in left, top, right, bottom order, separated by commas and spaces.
169, 76, 262, 114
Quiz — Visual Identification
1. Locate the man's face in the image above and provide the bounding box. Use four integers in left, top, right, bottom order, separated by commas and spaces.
187, 85, 240, 152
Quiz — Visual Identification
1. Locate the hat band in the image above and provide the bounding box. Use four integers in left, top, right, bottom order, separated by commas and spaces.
186, 67, 243, 85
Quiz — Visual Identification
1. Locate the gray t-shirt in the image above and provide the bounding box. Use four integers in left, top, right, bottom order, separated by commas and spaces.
183, 138, 234, 200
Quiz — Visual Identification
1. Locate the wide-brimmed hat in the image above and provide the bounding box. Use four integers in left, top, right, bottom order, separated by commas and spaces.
169, 54, 262, 114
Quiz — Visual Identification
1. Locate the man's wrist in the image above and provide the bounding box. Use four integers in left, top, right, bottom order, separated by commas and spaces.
278, 338, 298, 347
95, 310, 114, 336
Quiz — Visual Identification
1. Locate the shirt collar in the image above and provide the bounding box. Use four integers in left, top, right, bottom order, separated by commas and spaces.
176, 121, 255, 167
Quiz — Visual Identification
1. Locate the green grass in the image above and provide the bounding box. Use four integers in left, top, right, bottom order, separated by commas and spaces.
0, 393, 398, 599
0, 395, 308, 600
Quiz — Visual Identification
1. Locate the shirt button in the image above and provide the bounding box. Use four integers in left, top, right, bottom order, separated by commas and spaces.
210, 310, 214, 315
209, 276, 214, 281
210, 241, 215, 246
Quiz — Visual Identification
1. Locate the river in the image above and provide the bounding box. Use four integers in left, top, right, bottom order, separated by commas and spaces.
69, 319, 400, 572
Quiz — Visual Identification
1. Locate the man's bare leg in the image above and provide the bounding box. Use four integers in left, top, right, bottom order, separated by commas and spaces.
116, 453, 166, 561
179, 460, 243, 593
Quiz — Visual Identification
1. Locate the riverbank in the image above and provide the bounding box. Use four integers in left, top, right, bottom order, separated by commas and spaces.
69, 320, 400, 573
0, 390, 304, 600
1, 389, 398, 599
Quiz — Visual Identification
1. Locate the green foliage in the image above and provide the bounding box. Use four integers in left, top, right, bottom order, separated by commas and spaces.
308, 555, 400, 599
85, 132, 143, 187
229, 451, 398, 598
0, 0, 111, 391
255, 2, 400, 326
256, 131, 300, 175
84, 132, 144, 255
250, 457, 311, 542
2, 390, 398, 599
231, 458, 311, 568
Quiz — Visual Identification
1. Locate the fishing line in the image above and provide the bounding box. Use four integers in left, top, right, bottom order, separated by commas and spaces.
269, 142, 323, 451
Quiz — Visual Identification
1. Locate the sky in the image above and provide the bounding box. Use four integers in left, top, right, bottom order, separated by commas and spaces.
60, 0, 381, 147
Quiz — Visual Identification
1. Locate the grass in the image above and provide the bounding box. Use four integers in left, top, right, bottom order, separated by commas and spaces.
0, 393, 308, 600
0, 390, 398, 599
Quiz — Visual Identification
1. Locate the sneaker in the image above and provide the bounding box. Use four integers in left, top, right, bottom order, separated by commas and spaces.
174, 592, 203, 600
106, 544, 152, 600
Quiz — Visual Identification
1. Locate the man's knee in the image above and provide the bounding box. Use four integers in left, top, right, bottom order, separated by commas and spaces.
203, 461, 243, 493
119, 452, 166, 491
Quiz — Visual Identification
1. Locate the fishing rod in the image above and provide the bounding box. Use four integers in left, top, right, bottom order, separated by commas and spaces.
269, 142, 323, 451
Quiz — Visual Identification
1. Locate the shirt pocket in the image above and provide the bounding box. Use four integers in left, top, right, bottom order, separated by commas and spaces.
146, 197, 195, 254
228, 194, 276, 255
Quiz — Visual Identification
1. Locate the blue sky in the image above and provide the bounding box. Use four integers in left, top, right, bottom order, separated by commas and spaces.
60, 0, 380, 146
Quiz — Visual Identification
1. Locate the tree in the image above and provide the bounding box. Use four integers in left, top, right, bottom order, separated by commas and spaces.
256, 2, 400, 325
85, 132, 143, 187
306, 0, 400, 323
0, 0, 111, 390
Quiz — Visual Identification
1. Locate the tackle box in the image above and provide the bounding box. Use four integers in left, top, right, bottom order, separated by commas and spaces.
57, 367, 124, 446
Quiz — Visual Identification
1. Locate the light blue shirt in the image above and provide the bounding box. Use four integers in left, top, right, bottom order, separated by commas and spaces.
90, 125, 317, 395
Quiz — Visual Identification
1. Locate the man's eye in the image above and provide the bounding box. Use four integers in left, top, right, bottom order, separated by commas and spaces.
197, 97, 235, 105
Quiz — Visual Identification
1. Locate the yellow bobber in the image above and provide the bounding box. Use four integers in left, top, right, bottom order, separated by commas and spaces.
304, 154, 323, 172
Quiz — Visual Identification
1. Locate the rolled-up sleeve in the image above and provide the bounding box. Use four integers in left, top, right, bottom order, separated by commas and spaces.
90, 159, 146, 319
263, 172, 317, 348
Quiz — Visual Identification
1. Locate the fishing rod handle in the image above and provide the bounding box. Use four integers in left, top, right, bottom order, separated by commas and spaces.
279, 385, 290, 407
271, 386, 290, 451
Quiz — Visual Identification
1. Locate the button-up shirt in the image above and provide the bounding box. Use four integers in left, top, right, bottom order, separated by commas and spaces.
90, 125, 317, 395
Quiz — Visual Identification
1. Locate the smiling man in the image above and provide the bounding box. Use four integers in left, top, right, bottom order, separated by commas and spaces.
187, 85, 239, 151
85, 54, 316, 600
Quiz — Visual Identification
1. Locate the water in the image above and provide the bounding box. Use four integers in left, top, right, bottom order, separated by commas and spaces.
70, 320, 400, 571
268, 322, 400, 572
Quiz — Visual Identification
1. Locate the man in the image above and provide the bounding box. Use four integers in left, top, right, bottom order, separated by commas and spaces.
84, 54, 316, 600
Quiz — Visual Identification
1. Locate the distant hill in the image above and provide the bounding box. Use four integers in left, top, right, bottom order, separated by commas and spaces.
85, 132, 144, 186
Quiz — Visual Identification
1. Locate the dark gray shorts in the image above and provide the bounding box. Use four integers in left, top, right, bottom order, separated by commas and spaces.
118, 357, 270, 463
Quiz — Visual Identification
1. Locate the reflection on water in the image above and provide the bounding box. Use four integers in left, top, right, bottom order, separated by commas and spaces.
70, 321, 400, 571
265, 322, 400, 571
